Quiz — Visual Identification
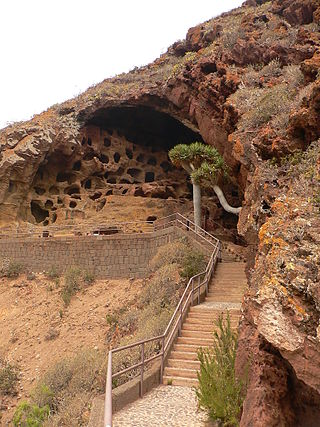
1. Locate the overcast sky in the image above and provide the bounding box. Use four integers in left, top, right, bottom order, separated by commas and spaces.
0, 0, 243, 130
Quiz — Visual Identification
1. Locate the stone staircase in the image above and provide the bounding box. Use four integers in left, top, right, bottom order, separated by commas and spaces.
162, 260, 246, 387
88, 249, 247, 426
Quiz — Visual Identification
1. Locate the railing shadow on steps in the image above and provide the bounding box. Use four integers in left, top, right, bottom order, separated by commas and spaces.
104, 213, 221, 427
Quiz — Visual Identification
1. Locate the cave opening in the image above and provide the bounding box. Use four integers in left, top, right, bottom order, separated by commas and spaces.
86, 106, 203, 151
27, 105, 243, 238
31, 201, 49, 223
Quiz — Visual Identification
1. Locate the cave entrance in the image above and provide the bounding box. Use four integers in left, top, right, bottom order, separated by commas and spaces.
86, 106, 203, 151
28, 105, 203, 225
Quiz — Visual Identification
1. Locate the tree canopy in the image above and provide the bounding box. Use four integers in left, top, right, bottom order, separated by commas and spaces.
169, 142, 226, 185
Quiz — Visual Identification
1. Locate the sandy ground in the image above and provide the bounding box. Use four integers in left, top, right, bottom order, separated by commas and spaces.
0, 273, 144, 425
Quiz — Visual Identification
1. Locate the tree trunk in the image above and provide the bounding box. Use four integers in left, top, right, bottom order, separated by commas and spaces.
213, 185, 241, 215
192, 180, 202, 229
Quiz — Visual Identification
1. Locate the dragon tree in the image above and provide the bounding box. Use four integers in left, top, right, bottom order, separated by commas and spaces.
169, 142, 241, 228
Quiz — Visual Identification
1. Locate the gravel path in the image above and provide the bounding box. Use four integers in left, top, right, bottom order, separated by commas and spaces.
113, 385, 212, 427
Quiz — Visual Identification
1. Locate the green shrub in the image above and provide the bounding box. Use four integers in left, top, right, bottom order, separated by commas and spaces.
0, 360, 19, 395
230, 62, 305, 134
83, 270, 95, 285
61, 267, 82, 306
13, 402, 49, 427
141, 264, 180, 308
196, 314, 246, 426
149, 240, 187, 271
31, 384, 55, 410
61, 268, 95, 305
180, 250, 206, 280
149, 240, 207, 280
46, 266, 60, 279
5, 261, 23, 278
0, 258, 10, 277
31, 349, 105, 424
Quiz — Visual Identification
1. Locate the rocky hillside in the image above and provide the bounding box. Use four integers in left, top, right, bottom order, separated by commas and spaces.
1, 0, 320, 425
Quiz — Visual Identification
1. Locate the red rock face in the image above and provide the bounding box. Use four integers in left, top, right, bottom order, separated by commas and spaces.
0, 0, 320, 423
272, 0, 319, 25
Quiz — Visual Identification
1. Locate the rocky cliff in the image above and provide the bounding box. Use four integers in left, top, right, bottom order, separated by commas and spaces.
0, 0, 320, 425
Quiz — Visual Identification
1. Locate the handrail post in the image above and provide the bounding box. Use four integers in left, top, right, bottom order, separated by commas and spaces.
179, 303, 183, 335
104, 351, 113, 427
198, 276, 201, 305
140, 343, 145, 398
160, 336, 165, 383
191, 278, 194, 306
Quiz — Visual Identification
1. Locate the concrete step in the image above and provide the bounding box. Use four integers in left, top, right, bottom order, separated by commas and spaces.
215, 264, 246, 270
163, 376, 198, 387
183, 321, 238, 330
208, 287, 246, 292
188, 307, 240, 316
183, 322, 215, 331
164, 367, 198, 379
183, 316, 239, 331
205, 297, 243, 302
181, 330, 213, 339
186, 310, 240, 317
167, 359, 200, 370
177, 336, 213, 346
210, 280, 246, 284
214, 273, 246, 277
170, 350, 198, 360
173, 343, 206, 353
207, 292, 245, 297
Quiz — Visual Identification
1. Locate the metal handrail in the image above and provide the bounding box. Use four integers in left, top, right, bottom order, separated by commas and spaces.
103, 213, 221, 427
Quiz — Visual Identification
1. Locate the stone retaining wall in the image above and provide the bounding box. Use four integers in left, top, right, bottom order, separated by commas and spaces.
0, 227, 178, 278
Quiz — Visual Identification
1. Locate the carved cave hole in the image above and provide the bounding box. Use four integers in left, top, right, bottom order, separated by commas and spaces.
127, 168, 143, 179
8, 181, 14, 193
147, 157, 157, 166
126, 148, 133, 159
136, 153, 144, 163
145, 171, 155, 183
49, 186, 59, 195
56, 172, 72, 183
45, 200, 54, 210
90, 192, 102, 201
114, 152, 121, 163
96, 199, 106, 211
104, 137, 111, 147
100, 154, 109, 164
160, 161, 172, 173
73, 160, 82, 171
35, 187, 46, 195
84, 180, 92, 189
31, 201, 49, 223
69, 201, 77, 208
65, 185, 80, 195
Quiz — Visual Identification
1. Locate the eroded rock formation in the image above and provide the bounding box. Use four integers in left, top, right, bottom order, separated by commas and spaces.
0, 0, 320, 424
